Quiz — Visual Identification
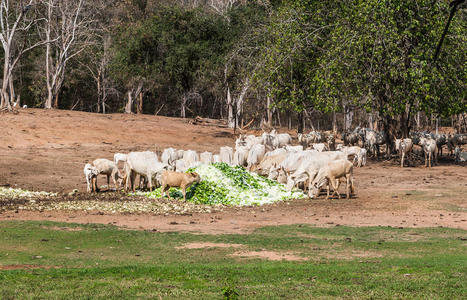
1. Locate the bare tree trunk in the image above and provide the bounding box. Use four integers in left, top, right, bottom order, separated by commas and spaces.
8, 75, 15, 106
332, 110, 337, 134
266, 96, 272, 127
1, 50, 11, 109
344, 105, 353, 132
45, 0, 53, 109
304, 109, 313, 131
96, 68, 102, 113
0, 0, 49, 109
125, 91, 133, 114
44, 0, 87, 109
137, 92, 143, 114
101, 72, 107, 114
181, 94, 187, 118
227, 87, 234, 128
218, 96, 223, 119
276, 109, 281, 128
297, 111, 304, 134
235, 78, 249, 128
53, 93, 59, 108
368, 113, 374, 130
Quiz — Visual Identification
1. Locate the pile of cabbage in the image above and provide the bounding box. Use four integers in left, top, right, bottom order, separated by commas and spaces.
0, 187, 57, 201
135, 163, 305, 206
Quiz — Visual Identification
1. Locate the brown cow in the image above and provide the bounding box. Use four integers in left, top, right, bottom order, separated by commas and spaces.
161, 171, 201, 201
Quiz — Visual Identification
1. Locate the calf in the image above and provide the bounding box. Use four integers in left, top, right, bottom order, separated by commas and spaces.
83, 163, 99, 193
161, 171, 201, 201
92, 158, 121, 191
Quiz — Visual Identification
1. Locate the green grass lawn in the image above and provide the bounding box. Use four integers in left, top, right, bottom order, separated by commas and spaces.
0, 221, 466, 299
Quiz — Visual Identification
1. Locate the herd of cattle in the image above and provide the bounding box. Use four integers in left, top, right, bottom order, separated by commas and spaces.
83, 128, 467, 200
341, 127, 467, 166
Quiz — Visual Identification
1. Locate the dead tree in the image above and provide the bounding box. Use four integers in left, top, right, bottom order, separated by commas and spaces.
85, 37, 115, 114
125, 82, 143, 114
234, 77, 249, 128
209, 0, 241, 16
43, 0, 90, 109
0, 0, 48, 109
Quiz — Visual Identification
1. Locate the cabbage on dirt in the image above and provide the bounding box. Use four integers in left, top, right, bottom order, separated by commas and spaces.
135, 163, 305, 206
0, 187, 57, 201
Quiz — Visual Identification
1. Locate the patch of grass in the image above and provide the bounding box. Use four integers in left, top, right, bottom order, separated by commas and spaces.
0, 221, 466, 299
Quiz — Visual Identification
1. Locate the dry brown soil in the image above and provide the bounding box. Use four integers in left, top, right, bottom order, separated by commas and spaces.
0, 108, 466, 234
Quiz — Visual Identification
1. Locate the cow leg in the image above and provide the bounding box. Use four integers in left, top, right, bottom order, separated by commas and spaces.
86, 176, 91, 193
163, 185, 170, 200
345, 176, 349, 199
329, 177, 340, 199
148, 173, 153, 192
333, 178, 341, 198
131, 171, 137, 192
93, 177, 98, 193
112, 172, 118, 191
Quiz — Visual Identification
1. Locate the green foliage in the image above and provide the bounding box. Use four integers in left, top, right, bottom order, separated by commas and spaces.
110, 3, 268, 116
253, 0, 466, 128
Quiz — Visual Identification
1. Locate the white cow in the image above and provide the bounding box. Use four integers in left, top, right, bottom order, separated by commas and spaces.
183, 150, 199, 169
264, 148, 287, 158
233, 146, 249, 167
213, 154, 221, 163
200, 151, 213, 165
83, 163, 99, 193
312, 143, 328, 152
247, 144, 266, 170
220, 146, 233, 165
175, 159, 187, 173
276, 133, 292, 148
113, 153, 128, 166
125, 151, 171, 192
262, 132, 279, 151
284, 145, 303, 152
161, 148, 177, 166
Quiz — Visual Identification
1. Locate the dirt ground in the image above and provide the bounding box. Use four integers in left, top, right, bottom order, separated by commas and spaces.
0, 108, 466, 234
